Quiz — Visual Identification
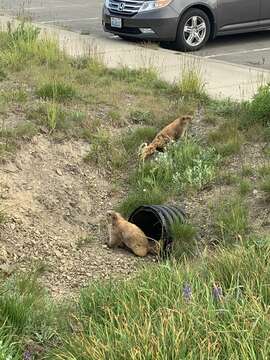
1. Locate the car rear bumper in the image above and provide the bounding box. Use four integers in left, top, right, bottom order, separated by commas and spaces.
102, 6, 180, 42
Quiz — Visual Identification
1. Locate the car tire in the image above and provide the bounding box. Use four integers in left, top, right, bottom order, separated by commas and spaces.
175, 8, 211, 52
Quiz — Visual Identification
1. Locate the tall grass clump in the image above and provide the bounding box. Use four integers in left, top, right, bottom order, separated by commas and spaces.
212, 196, 249, 244
53, 237, 270, 360
36, 81, 76, 102
246, 83, 270, 127
170, 221, 199, 259
0, 23, 62, 71
0, 326, 20, 360
0, 271, 60, 358
178, 63, 207, 101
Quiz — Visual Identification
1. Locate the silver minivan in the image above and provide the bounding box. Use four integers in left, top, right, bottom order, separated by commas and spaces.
102, 0, 270, 51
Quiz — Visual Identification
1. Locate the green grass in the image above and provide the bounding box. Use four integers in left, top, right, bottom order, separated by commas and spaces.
128, 109, 155, 124
212, 196, 249, 245
0, 271, 60, 358
51, 237, 270, 360
238, 179, 252, 196
260, 176, 270, 200
122, 126, 157, 155
208, 121, 244, 157
136, 139, 219, 194
118, 139, 219, 216
170, 222, 198, 259
0, 23, 62, 71
179, 67, 207, 101
117, 187, 166, 218
0, 22, 270, 360
246, 83, 270, 127
36, 81, 77, 102
85, 129, 127, 170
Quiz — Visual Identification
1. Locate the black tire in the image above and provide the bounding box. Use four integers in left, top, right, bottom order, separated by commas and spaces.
175, 8, 211, 52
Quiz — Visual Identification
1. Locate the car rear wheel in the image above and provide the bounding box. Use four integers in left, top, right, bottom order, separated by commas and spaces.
175, 8, 210, 52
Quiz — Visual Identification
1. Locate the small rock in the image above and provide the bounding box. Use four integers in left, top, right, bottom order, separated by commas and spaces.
10, 223, 16, 230
253, 189, 258, 195
54, 249, 62, 258
3, 162, 19, 173
1, 193, 9, 200
56, 169, 63, 176
0, 264, 16, 276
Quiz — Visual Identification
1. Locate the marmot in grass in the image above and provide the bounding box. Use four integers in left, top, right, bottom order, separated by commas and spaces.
140, 116, 192, 161
106, 211, 160, 257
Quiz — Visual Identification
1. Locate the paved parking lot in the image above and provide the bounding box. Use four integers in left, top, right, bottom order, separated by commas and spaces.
1, 0, 270, 70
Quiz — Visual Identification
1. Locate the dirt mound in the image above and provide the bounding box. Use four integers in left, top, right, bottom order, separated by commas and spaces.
0, 136, 151, 297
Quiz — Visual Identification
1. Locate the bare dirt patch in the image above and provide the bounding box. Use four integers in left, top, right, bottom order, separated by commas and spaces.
0, 135, 152, 297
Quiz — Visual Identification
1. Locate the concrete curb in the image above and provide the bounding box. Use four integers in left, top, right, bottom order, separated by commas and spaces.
1, 14, 270, 101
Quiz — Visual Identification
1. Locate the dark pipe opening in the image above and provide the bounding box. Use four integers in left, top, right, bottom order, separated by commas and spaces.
129, 205, 186, 253
130, 209, 163, 241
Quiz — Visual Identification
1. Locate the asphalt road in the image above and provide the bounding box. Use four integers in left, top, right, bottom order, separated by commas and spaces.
1, 0, 270, 70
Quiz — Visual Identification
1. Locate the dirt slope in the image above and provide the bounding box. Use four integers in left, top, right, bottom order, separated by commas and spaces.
0, 136, 151, 297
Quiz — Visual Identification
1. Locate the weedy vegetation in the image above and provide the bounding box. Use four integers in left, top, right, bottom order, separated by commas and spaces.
0, 22, 269, 359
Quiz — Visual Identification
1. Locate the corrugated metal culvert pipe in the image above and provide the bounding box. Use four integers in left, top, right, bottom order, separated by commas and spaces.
129, 205, 186, 254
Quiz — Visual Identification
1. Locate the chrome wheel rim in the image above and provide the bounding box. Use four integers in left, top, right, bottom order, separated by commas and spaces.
184, 16, 207, 47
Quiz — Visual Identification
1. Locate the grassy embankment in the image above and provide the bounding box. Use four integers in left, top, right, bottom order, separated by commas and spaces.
0, 23, 269, 359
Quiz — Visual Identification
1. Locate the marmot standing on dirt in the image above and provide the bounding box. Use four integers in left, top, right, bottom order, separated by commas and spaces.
106, 211, 150, 257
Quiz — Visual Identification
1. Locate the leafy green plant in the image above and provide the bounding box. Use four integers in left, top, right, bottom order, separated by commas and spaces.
135, 139, 219, 194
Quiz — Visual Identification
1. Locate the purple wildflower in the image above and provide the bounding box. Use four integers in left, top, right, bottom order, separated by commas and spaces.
183, 283, 192, 302
23, 350, 32, 360
212, 283, 223, 302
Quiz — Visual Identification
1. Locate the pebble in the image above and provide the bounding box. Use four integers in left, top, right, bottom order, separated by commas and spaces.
56, 169, 63, 176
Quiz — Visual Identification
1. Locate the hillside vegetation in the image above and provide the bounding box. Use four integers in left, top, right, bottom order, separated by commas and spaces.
0, 23, 269, 359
